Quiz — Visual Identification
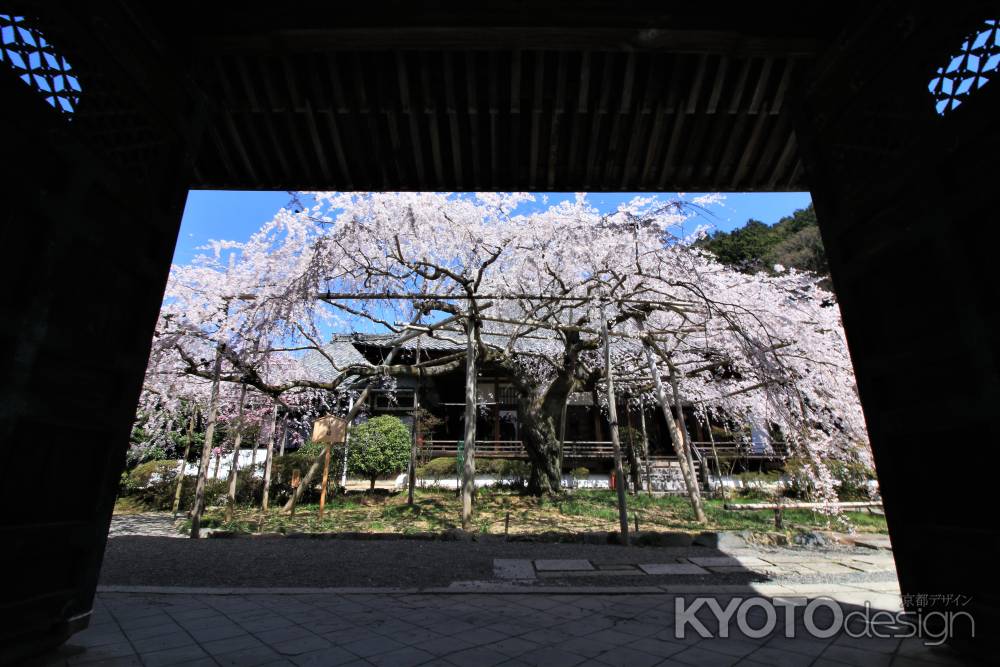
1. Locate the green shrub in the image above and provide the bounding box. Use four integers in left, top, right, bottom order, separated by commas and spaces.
125, 472, 230, 512
417, 456, 460, 479
827, 458, 877, 500
269, 443, 345, 504
493, 460, 529, 488
731, 470, 783, 499
414, 456, 529, 489
570, 467, 590, 480
120, 457, 274, 511
783, 455, 876, 501
347, 416, 411, 490
128, 459, 179, 486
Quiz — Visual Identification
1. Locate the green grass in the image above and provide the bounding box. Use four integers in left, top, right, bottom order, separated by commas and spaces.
173, 488, 887, 536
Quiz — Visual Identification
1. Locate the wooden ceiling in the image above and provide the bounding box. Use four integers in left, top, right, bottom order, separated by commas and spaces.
23, 2, 872, 192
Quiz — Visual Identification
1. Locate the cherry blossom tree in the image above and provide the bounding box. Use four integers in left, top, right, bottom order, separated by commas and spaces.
139, 190, 871, 532
297, 192, 871, 520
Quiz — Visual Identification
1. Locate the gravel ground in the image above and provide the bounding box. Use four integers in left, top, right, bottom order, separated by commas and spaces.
99, 535, 895, 589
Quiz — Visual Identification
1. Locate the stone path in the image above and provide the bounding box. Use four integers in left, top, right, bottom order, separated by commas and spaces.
31, 589, 971, 666
75, 526, 973, 664
109, 513, 184, 538
493, 550, 897, 583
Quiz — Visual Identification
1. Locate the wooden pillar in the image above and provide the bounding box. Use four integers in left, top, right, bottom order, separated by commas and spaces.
461, 315, 477, 530
601, 318, 630, 544
793, 8, 1000, 653
408, 386, 420, 505
0, 34, 197, 658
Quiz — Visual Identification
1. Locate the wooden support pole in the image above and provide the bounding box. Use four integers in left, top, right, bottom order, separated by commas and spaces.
191, 347, 223, 538
225, 383, 249, 523
319, 441, 332, 519
725, 501, 884, 510
602, 317, 630, 545
261, 404, 280, 513
172, 409, 196, 516
461, 313, 477, 531
341, 396, 353, 487
408, 339, 422, 506
704, 411, 726, 500
635, 320, 707, 523
639, 402, 653, 496
624, 405, 641, 494
557, 396, 568, 480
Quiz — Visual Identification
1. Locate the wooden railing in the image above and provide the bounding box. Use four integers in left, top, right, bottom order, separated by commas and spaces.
691, 441, 789, 460
418, 440, 789, 461
420, 440, 618, 460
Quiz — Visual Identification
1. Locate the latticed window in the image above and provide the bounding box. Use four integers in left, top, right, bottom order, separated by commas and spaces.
929, 19, 999, 115
1, 14, 81, 113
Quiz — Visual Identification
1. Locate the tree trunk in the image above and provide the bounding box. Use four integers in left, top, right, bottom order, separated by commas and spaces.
370, 477, 376, 491
191, 348, 223, 538
518, 402, 563, 495
261, 405, 279, 513
668, 366, 709, 492
704, 411, 725, 500
225, 383, 248, 523
172, 410, 196, 516
639, 404, 653, 496
461, 315, 477, 530
212, 451, 221, 479
624, 407, 641, 494
636, 324, 706, 523
602, 318, 630, 544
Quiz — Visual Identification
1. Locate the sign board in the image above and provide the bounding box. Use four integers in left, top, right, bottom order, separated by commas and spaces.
311, 415, 348, 444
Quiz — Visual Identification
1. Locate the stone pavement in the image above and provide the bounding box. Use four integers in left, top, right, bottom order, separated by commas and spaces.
32, 587, 972, 667
494, 551, 898, 582
108, 513, 185, 538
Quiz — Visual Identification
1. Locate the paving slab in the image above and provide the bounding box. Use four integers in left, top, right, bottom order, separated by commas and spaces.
637, 563, 710, 575
533, 559, 594, 571
537, 569, 645, 578
852, 581, 901, 593
493, 559, 536, 580
708, 565, 760, 574
687, 556, 742, 567
34, 589, 974, 667
836, 559, 891, 573
797, 561, 864, 574
850, 534, 893, 550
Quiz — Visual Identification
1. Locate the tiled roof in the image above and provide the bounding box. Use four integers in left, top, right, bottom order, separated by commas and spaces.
298, 338, 371, 383
300, 331, 562, 384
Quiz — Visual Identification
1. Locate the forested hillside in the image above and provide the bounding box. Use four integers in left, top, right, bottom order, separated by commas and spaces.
697, 204, 829, 280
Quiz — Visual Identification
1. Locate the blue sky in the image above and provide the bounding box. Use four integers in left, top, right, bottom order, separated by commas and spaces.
173, 190, 812, 265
